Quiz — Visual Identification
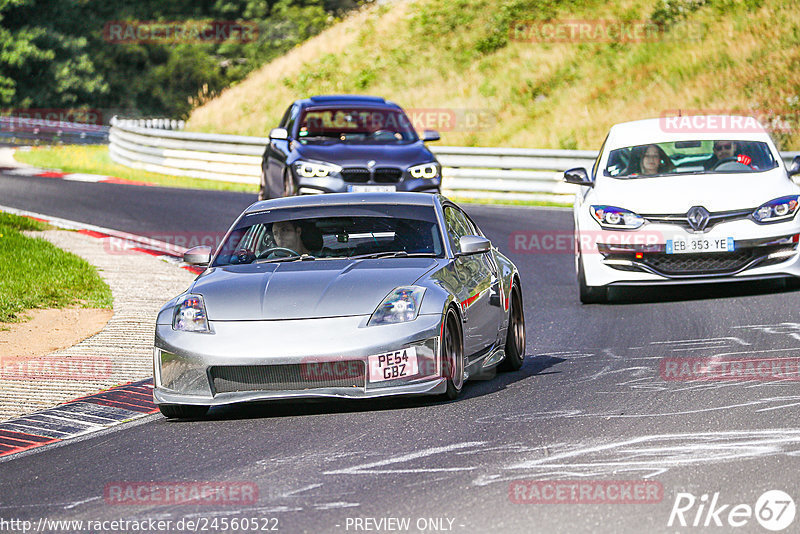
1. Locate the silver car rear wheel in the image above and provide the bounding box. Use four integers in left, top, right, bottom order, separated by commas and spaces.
499, 285, 525, 371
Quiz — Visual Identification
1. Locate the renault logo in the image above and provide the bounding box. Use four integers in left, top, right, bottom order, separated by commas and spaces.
687, 206, 710, 231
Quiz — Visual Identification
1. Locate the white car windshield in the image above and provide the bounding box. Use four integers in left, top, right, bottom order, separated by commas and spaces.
604, 140, 778, 178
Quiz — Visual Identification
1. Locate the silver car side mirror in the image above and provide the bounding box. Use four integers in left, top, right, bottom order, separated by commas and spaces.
184, 245, 212, 266
458, 235, 491, 255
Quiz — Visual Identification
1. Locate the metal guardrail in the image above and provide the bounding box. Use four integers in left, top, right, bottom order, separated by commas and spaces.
0, 117, 108, 146
108, 118, 800, 202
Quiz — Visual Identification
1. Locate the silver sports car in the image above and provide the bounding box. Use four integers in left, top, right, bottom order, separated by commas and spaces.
153, 193, 525, 418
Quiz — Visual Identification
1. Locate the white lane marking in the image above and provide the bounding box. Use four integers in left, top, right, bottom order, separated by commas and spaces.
649, 337, 751, 347
29, 414, 105, 429
4, 168, 48, 176
324, 441, 486, 475
280, 483, 322, 498
314, 502, 360, 510
63, 496, 101, 510
62, 173, 106, 182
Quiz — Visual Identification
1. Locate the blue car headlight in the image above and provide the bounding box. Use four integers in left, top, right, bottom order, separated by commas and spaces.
172, 294, 210, 333
752, 196, 800, 223
408, 162, 440, 179
294, 161, 342, 178
368, 286, 426, 326
590, 205, 644, 229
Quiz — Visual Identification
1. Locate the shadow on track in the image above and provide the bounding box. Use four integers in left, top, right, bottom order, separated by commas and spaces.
602, 278, 800, 305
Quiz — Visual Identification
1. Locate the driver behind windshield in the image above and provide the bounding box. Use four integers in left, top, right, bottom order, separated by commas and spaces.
270, 220, 322, 256
704, 140, 739, 170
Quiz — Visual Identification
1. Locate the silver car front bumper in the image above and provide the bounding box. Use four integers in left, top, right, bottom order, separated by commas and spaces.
153, 314, 446, 406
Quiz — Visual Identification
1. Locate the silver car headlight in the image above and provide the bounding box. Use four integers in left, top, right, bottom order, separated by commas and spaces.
172, 294, 210, 333
590, 205, 644, 230
368, 286, 426, 326
408, 162, 440, 179
752, 196, 800, 223
294, 161, 342, 178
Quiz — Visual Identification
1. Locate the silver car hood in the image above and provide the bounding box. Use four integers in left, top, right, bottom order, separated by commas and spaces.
193, 258, 438, 320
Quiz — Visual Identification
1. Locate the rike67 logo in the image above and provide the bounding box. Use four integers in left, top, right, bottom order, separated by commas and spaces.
668, 490, 795, 531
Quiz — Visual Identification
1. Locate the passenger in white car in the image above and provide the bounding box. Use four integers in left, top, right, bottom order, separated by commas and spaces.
626, 144, 673, 176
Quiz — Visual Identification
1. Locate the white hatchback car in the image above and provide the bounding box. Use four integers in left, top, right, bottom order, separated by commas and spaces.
565, 116, 800, 303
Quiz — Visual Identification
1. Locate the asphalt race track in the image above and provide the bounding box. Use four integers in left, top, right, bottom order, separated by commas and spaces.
2, 172, 800, 533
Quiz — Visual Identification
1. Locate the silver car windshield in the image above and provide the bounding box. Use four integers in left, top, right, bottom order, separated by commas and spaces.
604, 140, 778, 178
213, 210, 445, 266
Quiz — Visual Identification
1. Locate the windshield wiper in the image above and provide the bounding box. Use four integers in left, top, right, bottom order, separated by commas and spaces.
254, 254, 316, 263
347, 251, 437, 260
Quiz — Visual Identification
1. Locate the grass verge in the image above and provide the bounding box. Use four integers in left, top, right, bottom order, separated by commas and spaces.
13, 145, 256, 193
449, 196, 572, 208
0, 212, 113, 323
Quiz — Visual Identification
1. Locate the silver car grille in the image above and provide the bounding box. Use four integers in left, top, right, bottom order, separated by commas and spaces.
210, 362, 366, 394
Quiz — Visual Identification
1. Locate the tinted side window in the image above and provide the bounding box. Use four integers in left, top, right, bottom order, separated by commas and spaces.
285, 105, 300, 136
278, 105, 293, 128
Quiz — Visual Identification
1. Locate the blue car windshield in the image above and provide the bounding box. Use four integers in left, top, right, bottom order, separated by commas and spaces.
213, 206, 444, 266
604, 140, 778, 178
296, 107, 418, 144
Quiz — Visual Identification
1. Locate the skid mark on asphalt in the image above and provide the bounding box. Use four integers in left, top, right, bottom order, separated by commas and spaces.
474, 396, 800, 423
533, 323, 800, 394
470, 429, 800, 486
324, 442, 487, 475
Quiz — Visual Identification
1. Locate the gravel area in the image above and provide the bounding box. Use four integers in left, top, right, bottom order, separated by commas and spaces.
0, 229, 196, 421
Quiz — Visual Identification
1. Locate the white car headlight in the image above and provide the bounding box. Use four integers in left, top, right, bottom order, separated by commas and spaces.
408, 162, 440, 179
590, 205, 644, 229
172, 294, 210, 333
368, 286, 426, 326
294, 161, 342, 178
752, 196, 800, 223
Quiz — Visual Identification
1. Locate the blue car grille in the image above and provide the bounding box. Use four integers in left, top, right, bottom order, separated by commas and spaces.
341, 167, 403, 183
341, 168, 370, 183
373, 168, 402, 183
210, 362, 366, 394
